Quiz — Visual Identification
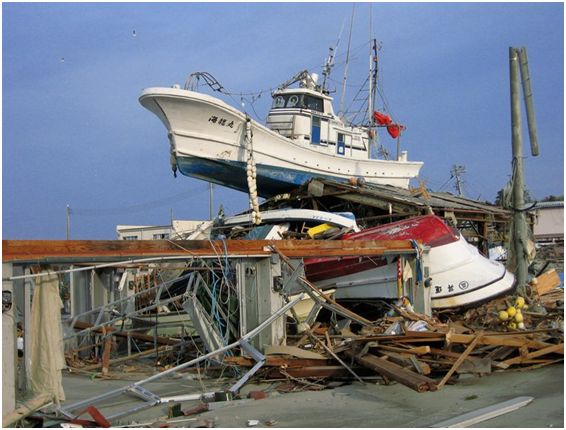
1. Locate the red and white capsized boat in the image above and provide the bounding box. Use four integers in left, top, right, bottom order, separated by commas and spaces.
304, 215, 515, 309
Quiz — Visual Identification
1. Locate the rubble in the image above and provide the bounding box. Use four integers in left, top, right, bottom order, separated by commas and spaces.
2, 228, 563, 427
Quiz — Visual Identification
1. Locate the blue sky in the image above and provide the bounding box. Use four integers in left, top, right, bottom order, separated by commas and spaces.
3, 2, 564, 239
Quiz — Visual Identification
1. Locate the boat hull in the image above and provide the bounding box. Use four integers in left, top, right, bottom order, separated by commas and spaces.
304, 215, 516, 309
139, 87, 423, 197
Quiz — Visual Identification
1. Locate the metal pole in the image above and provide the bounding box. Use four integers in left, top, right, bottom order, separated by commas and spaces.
66, 205, 71, 240
339, 3, 355, 117
59, 294, 304, 414
209, 183, 214, 220
509, 47, 529, 287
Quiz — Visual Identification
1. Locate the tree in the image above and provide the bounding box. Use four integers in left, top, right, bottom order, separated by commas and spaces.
494, 187, 533, 207
540, 194, 564, 202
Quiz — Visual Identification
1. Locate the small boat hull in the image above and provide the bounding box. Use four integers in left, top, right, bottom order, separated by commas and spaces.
305, 215, 516, 309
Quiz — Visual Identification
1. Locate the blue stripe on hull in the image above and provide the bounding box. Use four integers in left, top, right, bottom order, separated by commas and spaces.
176, 156, 343, 197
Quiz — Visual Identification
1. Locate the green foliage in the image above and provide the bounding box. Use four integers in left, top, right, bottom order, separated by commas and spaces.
541, 194, 564, 202
494, 187, 533, 206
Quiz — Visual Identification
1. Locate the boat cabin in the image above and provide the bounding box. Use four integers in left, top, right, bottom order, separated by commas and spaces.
266, 80, 370, 159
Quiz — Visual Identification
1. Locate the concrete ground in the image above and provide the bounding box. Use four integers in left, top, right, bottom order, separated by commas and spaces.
56, 363, 564, 428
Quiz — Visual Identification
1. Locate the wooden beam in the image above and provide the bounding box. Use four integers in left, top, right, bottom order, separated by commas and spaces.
437, 333, 483, 389
100, 327, 112, 376
498, 343, 564, 368
224, 356, 333, 368
2, 393, 53, 428
2, 239, 416, 263
344, 349, 437, 393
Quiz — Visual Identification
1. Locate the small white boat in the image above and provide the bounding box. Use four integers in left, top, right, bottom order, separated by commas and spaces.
140, 64, 423, 198
181, 208, 359, 240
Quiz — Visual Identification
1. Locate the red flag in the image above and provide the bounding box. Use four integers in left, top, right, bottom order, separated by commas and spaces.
387, 124, 406, 139
373, 111, 392, 125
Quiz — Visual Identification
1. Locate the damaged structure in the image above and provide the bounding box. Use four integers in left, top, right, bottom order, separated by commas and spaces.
2, 216, 563, 427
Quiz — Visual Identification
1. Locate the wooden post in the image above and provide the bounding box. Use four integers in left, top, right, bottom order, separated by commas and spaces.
101, 327, 112, 377
2, 262, 16, 416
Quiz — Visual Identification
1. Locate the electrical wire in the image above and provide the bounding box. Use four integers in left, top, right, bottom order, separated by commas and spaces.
71, 185, 209, 217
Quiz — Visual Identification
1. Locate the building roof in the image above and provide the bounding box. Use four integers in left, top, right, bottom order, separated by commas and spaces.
296, 178, 511, 219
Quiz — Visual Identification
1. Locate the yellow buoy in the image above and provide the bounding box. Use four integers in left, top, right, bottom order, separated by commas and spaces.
508, 321, 517, 330
498, 310, 510, 321
507, 307, 517, 318
514, 312, 524, 323
515, 296, 525, 309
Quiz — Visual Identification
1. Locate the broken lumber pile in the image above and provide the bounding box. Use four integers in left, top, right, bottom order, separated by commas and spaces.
231, 288, 563, 393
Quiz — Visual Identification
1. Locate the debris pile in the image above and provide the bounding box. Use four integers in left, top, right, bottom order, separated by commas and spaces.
230, 280, 563, 395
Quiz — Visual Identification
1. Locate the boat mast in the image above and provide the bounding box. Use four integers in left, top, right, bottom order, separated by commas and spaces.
368, 4, 378, 159
368, 4, 374, 126
322, 20, 345, 93
339, 4, 355, 117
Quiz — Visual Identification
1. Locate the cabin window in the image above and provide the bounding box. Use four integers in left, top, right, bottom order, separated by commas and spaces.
337, 133, 345, 155
311, 116, 321, 145
273, 96, 285, 108
304, 96, 324, 112
122, 235, 138, 240
272, 94, 304, 109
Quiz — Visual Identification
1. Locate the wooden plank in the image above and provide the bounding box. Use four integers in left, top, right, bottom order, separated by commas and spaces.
531, 268, 561, 296
437, 333, 483, 389
264, 345, 327, 360
379, 351, 431, 375
345, 349, 437, 392
2, 239, 416, 262
448, 333, 555, 350
429, 347, 492, 374
498, 343, 564, 368
2, 393, 53, 427
429, 396, 534, 428
224, 356, 333, 368
379, 345, 431, 355
100, 327, 112, 376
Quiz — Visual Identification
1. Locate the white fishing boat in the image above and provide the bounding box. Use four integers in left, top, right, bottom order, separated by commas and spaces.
139, 46, 423, 198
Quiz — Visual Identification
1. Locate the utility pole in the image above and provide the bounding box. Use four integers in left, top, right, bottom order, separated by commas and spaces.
509, 46, 539, 289
451, 165, 466, 197
66, 205, 71, 240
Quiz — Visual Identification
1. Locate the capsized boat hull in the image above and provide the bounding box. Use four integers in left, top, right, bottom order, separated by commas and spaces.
304, 215, 516, 309
139, 87, 423, 197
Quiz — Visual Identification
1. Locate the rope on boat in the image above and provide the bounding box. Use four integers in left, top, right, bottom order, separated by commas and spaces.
245, 116, 261, 225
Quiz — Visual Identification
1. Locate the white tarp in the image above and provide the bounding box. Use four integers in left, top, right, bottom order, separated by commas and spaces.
30, 272, 66, 404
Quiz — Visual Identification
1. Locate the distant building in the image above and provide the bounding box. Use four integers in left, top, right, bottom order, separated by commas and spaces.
530, 201, 564, 244
116, 220, 205, 240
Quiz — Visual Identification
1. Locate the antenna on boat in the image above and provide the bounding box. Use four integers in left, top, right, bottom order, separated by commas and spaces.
339, 4, 355, 117
322, 18, 346, 93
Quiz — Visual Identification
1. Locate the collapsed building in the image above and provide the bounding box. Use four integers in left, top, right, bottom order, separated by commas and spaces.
2, 181, 563, 428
